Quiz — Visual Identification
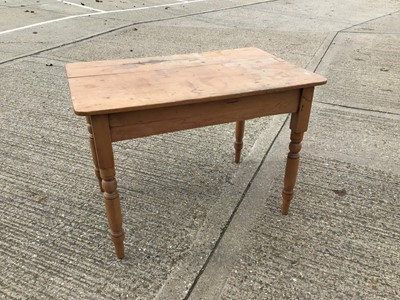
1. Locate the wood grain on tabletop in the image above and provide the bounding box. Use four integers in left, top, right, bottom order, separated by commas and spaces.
66, 48, 327, 115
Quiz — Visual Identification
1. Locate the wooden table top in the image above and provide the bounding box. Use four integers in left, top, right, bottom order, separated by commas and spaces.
66, 47, 326, 116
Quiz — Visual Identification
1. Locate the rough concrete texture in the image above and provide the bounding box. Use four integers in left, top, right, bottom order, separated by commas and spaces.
190, 104, 400, 300
47, 25, 329, 66
1, 0, 399, 299
218, 158, 399, 299
316, 32, 400, 114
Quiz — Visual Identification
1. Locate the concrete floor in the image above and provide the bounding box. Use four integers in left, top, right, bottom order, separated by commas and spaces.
0, 1, 399, 299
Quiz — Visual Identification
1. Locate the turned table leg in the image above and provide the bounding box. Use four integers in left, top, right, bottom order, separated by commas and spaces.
282, 87, 314, 215
234, 120, 245, 163
86, 116, 103, 192
282, 132, 304, 214
90, 115, 125, 258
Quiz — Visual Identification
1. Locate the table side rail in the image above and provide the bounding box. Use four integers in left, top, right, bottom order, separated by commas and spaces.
109, 89, 301, 142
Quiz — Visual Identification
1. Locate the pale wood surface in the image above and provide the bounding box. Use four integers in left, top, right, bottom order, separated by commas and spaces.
66, 47, 326, 115
281, 87, 314, 214
90, 115, 125, 258
86, 116, 103, 192
109, 90, 299, 141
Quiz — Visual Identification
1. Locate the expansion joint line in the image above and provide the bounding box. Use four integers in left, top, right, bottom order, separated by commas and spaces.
183, 114, 289, 300
313, 9, 400, 72
184, 7, 400, 299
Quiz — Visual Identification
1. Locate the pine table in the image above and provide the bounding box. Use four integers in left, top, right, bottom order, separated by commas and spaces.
66, 48, 326, 258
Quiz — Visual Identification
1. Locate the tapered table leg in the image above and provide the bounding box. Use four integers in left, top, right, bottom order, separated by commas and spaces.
234, 120, 245, 163
86, 116, 103, 192
90, 115, 125, 259
282, 132, 303, 214
282, 87, 314, 215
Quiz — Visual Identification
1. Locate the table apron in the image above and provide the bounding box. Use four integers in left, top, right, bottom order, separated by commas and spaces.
109, 89, 301, 142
